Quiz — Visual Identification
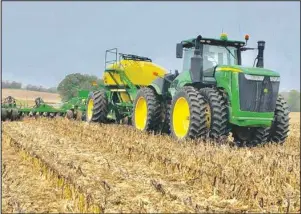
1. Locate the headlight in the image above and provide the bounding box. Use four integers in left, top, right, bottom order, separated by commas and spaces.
270, 77, 280, 82
244, 74, 264, 81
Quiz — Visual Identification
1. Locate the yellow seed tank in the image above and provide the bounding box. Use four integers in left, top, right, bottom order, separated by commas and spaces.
103, 60, 168, 86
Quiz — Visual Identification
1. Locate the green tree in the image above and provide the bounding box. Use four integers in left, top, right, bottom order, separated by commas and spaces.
287, 90, 300, 112
57, 73, 103, 101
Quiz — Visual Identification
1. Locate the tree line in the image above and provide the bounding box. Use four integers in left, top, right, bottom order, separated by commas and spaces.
2, 80, 58, 93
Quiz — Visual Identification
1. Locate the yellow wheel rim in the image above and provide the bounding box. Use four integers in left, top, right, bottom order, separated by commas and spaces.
172, 97, 190, 138
205, 103, 211, 129
135, 97, 148, 130
87, 99, 94, 121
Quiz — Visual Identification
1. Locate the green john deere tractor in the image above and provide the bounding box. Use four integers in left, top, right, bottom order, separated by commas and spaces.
151, 33, 289, 145
86, 34, 290, 146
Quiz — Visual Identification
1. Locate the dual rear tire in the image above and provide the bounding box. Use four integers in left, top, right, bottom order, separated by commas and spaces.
169, 86, 207, 139
132, 86, 228, 141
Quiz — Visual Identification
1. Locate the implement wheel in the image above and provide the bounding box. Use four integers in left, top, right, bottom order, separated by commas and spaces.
199, 88, 228, 139
232, 126, 269, 147
133, 87, 162, 133
170, 86, 207, 140
86, 90, 108, 123
267, 95, 290, 144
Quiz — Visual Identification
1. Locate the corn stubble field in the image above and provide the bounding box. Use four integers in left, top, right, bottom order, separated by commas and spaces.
2, 113, 300, 213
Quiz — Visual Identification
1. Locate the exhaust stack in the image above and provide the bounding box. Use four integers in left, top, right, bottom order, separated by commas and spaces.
256, 41, 265, 68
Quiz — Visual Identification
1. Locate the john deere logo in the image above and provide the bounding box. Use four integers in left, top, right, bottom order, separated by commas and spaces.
264, 88, 268, 93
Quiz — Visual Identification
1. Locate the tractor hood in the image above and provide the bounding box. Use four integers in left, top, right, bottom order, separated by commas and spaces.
216, 65, 280, 77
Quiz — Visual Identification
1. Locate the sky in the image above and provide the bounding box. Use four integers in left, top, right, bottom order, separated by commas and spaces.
2, 1, 300, 91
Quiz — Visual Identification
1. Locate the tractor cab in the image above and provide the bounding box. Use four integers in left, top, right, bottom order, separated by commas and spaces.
180, 35, 243, 71
176, 34, 279, 85
177, 34, 244, 77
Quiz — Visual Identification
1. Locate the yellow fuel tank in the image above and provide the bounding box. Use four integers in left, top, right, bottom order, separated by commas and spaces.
103, 60, 168, 86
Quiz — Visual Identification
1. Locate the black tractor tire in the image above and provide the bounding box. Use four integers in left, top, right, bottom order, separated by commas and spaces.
232, 126, 269, 147
133, 87, 162, 133
86, 90, 108, 123
2, 109, 8, 121
267, 95, 290, 144
199, 87, 228, 139
170, 86, 207, 140
66, 110, 74, 120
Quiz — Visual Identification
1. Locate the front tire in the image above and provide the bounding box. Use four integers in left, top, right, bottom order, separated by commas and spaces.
232, 126, 269, 147
170, 86, 207, 140
133, 87, 162, 132
267, 95, 290, 144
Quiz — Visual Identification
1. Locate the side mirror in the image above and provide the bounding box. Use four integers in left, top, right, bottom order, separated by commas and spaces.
176, 43, 183, 58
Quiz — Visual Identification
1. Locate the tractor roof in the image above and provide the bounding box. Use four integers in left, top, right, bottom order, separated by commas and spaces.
181, 36, 245, 48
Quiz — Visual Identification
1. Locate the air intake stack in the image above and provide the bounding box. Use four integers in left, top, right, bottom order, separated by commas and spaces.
189, 35, 203, 83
